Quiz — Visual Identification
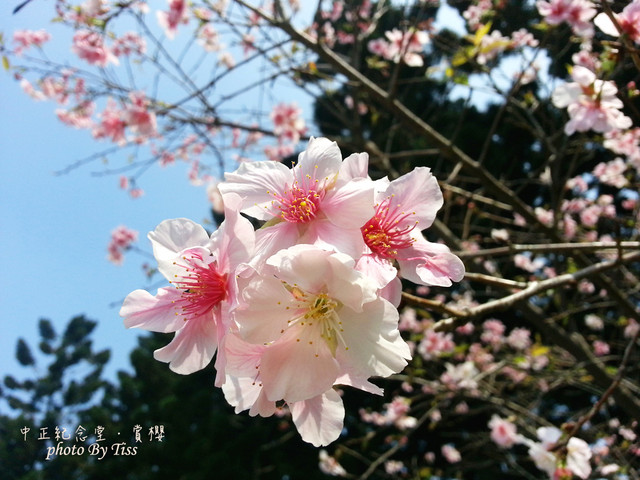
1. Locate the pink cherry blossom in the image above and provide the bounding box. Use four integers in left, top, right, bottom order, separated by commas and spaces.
463, 0, 492, 30
594, 1, 640, 44
19, 78, 46, 101
120, 194, 254, 383
56, 101, 95, 129
318, 450, 347, 477
112, 32, 146, 57
107, 225, 138, 265
270, 102, 307, 144
357, 166, 465, 292
592, 158, 628, 188
219, 137, 376, 261
197, 24, 222, 52
13, 29, 51, 56
552, 65, 632, 135
488, 415, 519, 448
370, 28, 429, 66
230, 244, 411, 404
93, 99, 127, 145
71, 30, 118, 67
124, 92, 158, 142
157, 0, 189, 39
536, 0, 596, 37
441, 444, 461, 463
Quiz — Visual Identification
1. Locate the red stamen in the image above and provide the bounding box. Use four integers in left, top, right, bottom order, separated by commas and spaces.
172, 251, 227, 319
362, 197, 417, 258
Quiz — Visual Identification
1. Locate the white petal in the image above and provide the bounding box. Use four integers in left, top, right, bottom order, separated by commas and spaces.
235, 275, 294, 344
302, 218, 366, 260
339, 152, 370, 181
295, 137, 342, 184
148, 218, 210, 267
322, 178, 375, 229
594, 12, 620, 37
290, 389, 345, 447
336, 299, 410, 379
335, 373, 384, 395
220, 160, 293, 220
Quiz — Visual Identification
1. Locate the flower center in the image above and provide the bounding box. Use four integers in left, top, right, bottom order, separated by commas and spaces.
276, 186, 322, 223
284, 285, 346, 356
171, 251, 227, 319
362, 196, 417, 259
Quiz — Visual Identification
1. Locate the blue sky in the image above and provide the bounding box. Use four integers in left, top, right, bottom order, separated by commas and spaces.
0, 5, 221, 388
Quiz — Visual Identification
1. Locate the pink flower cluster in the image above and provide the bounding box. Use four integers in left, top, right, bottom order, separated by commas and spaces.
120, 137, 464, 446
536, 0, 596, 37
488, 421, 593, 479
71, 30, 146, 67
93, 92, 158, 145
13, 29, 51, 56
368, 28, 430, 67
552, 65, 632, 135
107, 225, 138, 265
157, 0, 189, 39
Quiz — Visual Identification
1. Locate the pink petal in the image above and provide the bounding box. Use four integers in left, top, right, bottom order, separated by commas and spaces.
398, 236, 465, 286
384, 167, 442, 229
209, 192, 255, 271
259, 324, 340, 402
290, 389, 345, 447
223, 332, 267, 377
120, 287, 186, 333
153, 313, 218, 374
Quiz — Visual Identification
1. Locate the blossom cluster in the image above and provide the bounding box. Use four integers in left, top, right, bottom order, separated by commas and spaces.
120, 137, 464, 446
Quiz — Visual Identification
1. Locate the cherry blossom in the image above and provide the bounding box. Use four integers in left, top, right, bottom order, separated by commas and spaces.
71, 30, 118, 67
230, 244, 411, 404
219, 137, 376, 261
92, 99, 127, 145
107, 225, 138, 265
536, 0, 596, 37
368, 28, 429, 67
120, 194, 254, 382
157, 0, 189, 39
124, 92, 158, 142
318, 450, 347, 476
594, 1, 640, 44
552, 65, 632, 135
488, 415, 519, 448
270, 102, 307, 144
13, 29, 51, 56
221, 332, 350, 446
357, 166, 465, 294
